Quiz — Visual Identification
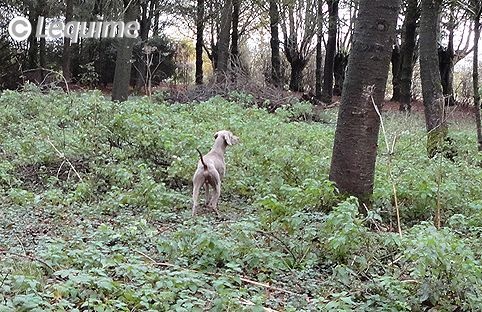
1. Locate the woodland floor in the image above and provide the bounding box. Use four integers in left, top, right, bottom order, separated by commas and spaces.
1, 89, 481, 311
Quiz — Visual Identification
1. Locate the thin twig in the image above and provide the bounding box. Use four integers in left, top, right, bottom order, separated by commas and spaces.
23, 68, 69, 92
14, 233, 27, 256
45, 137, 82, 182
256, 230, 298, 267
368, 86, 402, 237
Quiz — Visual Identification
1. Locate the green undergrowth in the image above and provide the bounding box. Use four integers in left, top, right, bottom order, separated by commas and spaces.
0, 88, 481, 311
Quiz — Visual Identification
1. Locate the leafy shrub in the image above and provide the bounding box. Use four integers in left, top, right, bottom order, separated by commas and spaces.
320, 197, 368, 262
403, 224, 482, 309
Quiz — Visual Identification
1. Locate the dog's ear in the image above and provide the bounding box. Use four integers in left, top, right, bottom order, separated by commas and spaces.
224, 133, 233, 145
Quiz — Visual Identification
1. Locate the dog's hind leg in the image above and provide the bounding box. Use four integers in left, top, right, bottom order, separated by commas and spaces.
208, 172, 222, 216
192, 173, 204, 216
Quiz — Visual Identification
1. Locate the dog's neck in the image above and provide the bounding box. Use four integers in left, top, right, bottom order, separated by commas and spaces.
210, 138, 227, 155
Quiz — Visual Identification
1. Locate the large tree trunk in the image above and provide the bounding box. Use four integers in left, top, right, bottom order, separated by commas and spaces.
333, 51, 348, 96
112, 0, 139, 102
321, 0, 339, 103
391, 45, 401, 101
399, 0, 419, 112
419, 0, 448, 156
216, 0, 233, 78
474, 17, 482, 151
195, 0, 204, 85
62, 0, 73, 82
329, 0, 400, 207
230, 0, 240, 73
269, 0, 282, 87
315, 0, 323, 99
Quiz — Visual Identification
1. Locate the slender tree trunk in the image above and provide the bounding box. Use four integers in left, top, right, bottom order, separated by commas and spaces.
139, 0, 150, 41
329, 0, 400, 207
27, 3, 38, 69
438, 49, 455, 106
230, 0, 240, 73
474, 17, 482, 151
135, 0, 152, 90
216, 0, 233, 78
333, 51, 348, 96
315, 0, 323, 99
112, 0, 139, 102
399, 0, 418, 112
195, 0, 204, 84
419, 0, 447, 157
439, 15, 455, 106
269, 0, 282, 87
391, 45, 401, 101
321, 0, 338, 103
62, 0, 73, 82
39, 31, 46, 69
38, 0, 47, 81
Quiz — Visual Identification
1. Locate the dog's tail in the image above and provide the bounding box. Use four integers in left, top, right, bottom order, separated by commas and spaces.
196, 148, 208, 171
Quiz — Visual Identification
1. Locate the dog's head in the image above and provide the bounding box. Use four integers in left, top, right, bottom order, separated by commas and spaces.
214, 130, 239, 146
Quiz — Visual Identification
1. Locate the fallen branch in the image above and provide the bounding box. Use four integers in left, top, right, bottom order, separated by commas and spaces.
134, 250, 307, 299
239, 298, 280, 312
0, 248, 54, 272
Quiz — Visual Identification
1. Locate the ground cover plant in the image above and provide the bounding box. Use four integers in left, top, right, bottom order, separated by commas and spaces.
1, 89, 482, 311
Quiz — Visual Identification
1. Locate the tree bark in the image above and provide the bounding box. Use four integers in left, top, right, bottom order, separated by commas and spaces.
112, 0, 139, 102
315, 0, 323, 99
289, 59, 305, 92
391, 45, 401, 101
419, 0, 447, 156
62, 0, 73, 82
216, 0, 233, 78
474, 16, 482, 151
333, 51, 348, 96
269, 0, 282, 87
321, 0, 338, 103
195, 0, 205, 85
399, 0, 419, 112
329, 0, 400, 207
